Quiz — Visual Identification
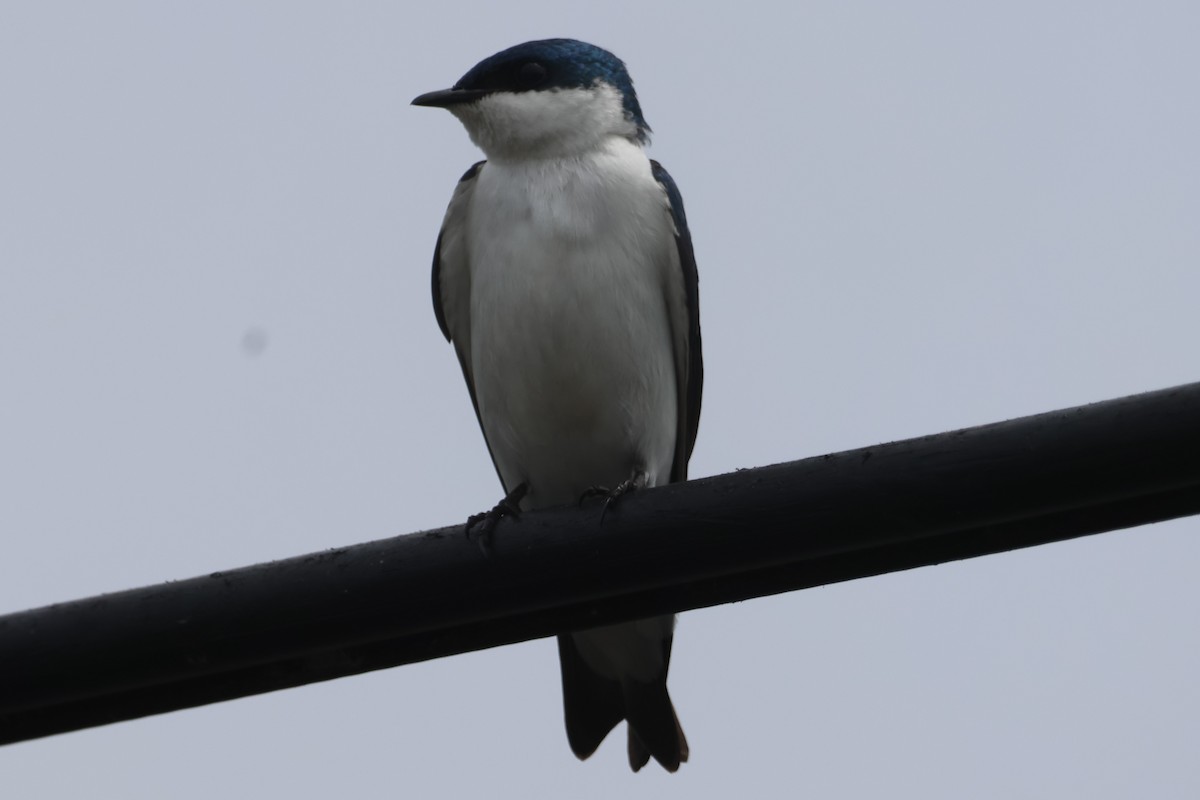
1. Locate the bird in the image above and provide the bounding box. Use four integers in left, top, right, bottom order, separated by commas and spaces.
413, 38, 702, 773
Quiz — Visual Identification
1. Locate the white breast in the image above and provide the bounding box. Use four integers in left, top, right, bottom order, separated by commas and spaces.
465, 138, 678, 508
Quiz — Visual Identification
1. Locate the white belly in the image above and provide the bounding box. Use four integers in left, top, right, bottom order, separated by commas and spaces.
465, 146, 678, 509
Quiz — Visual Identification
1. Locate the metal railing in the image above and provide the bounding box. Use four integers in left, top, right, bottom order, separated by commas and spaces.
2, 381, 1198, 746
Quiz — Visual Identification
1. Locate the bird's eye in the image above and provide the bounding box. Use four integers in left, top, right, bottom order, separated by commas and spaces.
517, 61, 547, 87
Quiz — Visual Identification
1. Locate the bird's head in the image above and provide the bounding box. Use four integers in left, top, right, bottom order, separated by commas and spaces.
413, 39, 650, 161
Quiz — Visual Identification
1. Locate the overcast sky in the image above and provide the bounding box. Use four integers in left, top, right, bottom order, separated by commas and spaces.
2, 2, 1198, 798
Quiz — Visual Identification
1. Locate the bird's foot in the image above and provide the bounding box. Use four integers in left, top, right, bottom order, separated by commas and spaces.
577, 485, 611, 507
465, 482, 528, 555
598, 470, 648, 523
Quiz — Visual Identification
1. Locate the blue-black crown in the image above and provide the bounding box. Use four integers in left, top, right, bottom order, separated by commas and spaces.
453, 39, 650, 142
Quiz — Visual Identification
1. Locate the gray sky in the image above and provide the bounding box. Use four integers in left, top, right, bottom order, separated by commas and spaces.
3, 2, 1198, 797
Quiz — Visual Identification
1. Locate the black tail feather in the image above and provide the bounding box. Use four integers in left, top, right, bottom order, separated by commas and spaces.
558, 632, 688, 772
623, 676, 688, 772
628, 727, 652, 772
557, 635, 624, 760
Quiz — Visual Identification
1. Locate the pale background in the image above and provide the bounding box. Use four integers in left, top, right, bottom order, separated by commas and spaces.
2, 2, 1198, 797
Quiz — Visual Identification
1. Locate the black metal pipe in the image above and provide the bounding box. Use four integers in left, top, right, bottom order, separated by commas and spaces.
2, 381, 1198, 745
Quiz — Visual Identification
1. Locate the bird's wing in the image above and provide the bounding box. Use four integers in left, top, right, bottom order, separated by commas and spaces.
650, 161, 703, 483
431, 161, 510, 489
432, 160, 483, 343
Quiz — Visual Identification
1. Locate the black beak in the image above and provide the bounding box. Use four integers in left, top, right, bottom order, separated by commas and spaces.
411, 88, 491, 108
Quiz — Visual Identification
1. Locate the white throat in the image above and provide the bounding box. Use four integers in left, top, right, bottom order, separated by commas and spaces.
449, 82, 642, 161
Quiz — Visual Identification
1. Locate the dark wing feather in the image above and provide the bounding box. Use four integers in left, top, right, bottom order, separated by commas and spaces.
650, 160, 703, 483
431, 161, 511, 490
432, 160, 484, 341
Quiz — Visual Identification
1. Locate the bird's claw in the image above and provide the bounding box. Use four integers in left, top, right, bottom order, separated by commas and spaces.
465, 482, 528, 555
577, 485, 611, 507
598, 471, 647, 524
